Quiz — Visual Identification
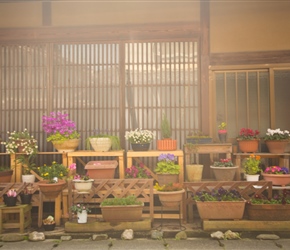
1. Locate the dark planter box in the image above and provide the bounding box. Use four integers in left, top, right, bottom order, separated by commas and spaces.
186, 138, 213, 144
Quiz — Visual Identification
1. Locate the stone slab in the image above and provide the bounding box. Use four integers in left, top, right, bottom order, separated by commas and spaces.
64, 218, 152, 233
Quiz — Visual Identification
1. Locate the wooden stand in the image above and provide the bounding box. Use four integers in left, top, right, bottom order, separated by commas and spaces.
0, 204, 32, 233
67, 150, 125, 178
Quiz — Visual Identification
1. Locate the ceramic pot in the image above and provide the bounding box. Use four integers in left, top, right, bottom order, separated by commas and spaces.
0, 170, 13, 182
37, 179, 66, 199
156, 173, 179, 186
85, 161, 118, 179
89, 138, 112, 152
210, 166, 238, 181
77, 211, 88, 223
157, 189, 185, 207
237, 139, 259, 153
131, 143, 151, 151
246, 174, 260, 181
262, 173, 290, 186
22, 174, 35, 183
51, 139, 80, 153
73, 179, 94, 193
186, 164, 203, 182
265, 140, 289, 154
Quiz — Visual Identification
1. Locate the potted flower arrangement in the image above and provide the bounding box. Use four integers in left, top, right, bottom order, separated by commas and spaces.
210, 158, 238, 181
20, 183, 34, 204
42, 111, 80, 152
18, 154, 38, 183
70, 203, 91, 223
100, 195, 144, 222
72, 172, 94, 193
125, 128, 155, 151
217, 122, 227, 143
157, 113, 177, 151
3, 189, 18, 206
154, 153, 180, 185
243, 154, 262, 181
86, 133, 121, 152
154, 182, 185, 207
42, 215, 56, 231
236, 128, 260, 153
37, 161, 69, 199
263, 128, 290, 153
262, 166, 290, 186
193, 187, 246, 220
186, 130, 212, 144
246, 191, 290, 221
125, 162, 152, 178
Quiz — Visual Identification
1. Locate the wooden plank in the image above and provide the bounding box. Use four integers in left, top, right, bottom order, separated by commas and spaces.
203, 220, 290, 231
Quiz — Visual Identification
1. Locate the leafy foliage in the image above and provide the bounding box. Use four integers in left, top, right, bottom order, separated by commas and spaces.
193, 187, 242, 202
155, 153, 180, 174
100, 195, 143, 206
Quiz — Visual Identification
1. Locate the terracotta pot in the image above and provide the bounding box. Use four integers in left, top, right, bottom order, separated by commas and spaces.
156, 189, 185, 207
262, 173, 290, 186
131, 143, 151, 151
210, 166, 238, 181
85, 161, 118, 179
100, 203, 144, 222
237, 139, 259, 153
246, 203, 290, 221
157, 139, 177, 151
156, 173, 179, 186
196, 200, 246, 220
37, 179, 66, 199
265, 140, 289, 154
51, 139, 80, 153
73, 179, 94, 193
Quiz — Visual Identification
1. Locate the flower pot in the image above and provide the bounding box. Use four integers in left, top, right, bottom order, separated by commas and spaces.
100, 204, 144, 222
89, 138, 112, 152
77, 210, 88, 223
156, 173, 179, 186
246, 174, 260, 181
51, 138, 80, 153
22, 174, 35, 183
218, 132, 227, 143
3, 195, 17, 207
246, 203, 290, 221
0, 170, 13, 182
20, 193, 32, 204
195, 200, 246, 220
43, 223, 56, 231
157, 189, 185, 207
186, 164, 203, 182
131, 143, 151, 151
73, 179, 94, 193
210, 166, 238, 181
157, 139, 177, 151
85, 161, 118, 179
262, 173, 290, 186
237, 139, 259, 153
37, 179, 66, 199
265, 140, 289, 154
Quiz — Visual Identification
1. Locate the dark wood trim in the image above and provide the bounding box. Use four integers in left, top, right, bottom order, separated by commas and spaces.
0, 22, 200, 44
200, 0, 210, 134
210, 51, 290, 66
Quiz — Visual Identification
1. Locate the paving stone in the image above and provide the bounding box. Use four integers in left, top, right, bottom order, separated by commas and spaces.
151, 230, 163, 239
92, 234, 109, 241
28, 231, 45, 241
2, 234, 25, 242
175, 231, 187, 240
256, 234, 280, 240
60, 235, 72, 241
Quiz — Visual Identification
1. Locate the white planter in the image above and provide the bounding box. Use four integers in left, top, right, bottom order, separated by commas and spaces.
77, 210, 88, 223
246, 174, 260, 181
89, 138, 112, 152
22, 174, 35, 183
73, 179, 94, 193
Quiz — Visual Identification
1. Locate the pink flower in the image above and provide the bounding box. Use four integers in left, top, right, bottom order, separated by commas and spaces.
69, 163, 76, 170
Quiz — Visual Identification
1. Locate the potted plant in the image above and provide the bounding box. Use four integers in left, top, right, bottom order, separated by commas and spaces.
100, 195, 144, 222
3, 189, 18, 206
85, 133, 121, 152
263, 128, 290, 154
193, 187, 246, 220
72, 172, 94, 193
262, 166, 290, 186
42, 215, 56, 231
246, 191, 290, 221
37, 161, 69, 199
84, 160, 118, 179
217, 122, 227, 143
0, 166, 13, 182
125, 128, 155, 151
18, 154, 38, 183
210, 158, 238, 181
20, 183, 33, 204
186, 131, 212, 144
70, 203, 91, 223
157, 113, 177, 151
154, 182, 185, 207
154, 153, 180, 185
42, 111, 81, 152
125, 162, 152, 179
243, 154, 262, 181
236, 128, 260, 153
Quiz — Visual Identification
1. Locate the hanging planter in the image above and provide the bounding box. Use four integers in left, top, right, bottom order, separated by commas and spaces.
156, 189, 185, 207
38, 180, 66, 199
73, 179, 94, 193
